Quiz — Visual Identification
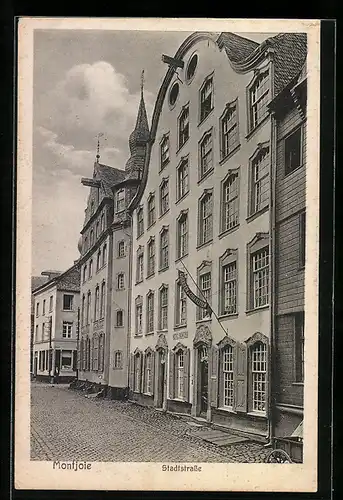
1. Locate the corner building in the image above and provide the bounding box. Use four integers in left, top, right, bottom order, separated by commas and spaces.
128, 31, 307, 441
77, 92, 149, 398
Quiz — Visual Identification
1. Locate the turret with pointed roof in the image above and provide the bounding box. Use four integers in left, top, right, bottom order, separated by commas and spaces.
125, 72, 150, 178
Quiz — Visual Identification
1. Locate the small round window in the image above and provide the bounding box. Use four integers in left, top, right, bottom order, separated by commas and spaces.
186, 54, 198, 82
169, 82, 179, 107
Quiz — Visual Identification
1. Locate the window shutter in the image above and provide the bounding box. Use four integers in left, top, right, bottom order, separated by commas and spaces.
183, 348, 190, 402
151, 352, 155, 395
141, 353, 146, 393
210, 345, 219, 407
72, 350, 77, 371
169, 351, 175, 399
234, 342, 248, 412
129, 354, 134, 391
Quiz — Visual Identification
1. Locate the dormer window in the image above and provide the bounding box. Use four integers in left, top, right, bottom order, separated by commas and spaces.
116, 189, 125, 213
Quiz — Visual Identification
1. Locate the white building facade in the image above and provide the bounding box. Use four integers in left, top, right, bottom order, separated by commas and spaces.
128, 31, 307, 440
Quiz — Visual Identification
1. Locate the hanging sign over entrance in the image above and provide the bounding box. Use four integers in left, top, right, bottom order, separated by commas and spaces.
177, 270, 212, 315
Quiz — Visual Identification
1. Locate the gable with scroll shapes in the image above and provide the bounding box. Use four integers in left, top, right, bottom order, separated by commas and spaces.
245, 331, 269, 348
193, 324, 212, 346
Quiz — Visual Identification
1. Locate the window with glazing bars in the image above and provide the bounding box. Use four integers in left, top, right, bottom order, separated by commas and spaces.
147, 239, 155, 276
137, 208, 144, 237
223, 346, 234, 407
176, 282, 187, 326
160, 180, 169, 215
147, 195, 156, 227
147, 293, 154, 333
94, 286, 100, 320
160, 229, 169, 270
200, 132, 213, 178
222, 262, 237, 314
251, 148, 270, 214
177, 160, 189, 200
223, 173, 239, 231
160, 136, 170, 168
116, 189, 125, 212
200, 78, 213, 121
118, 241, 125, 258
159, 287, 168, 330
178, 214, 188, 258
137, 252, 144, 282
178, 106, 189, 148
145, 353, 153, 393
221, 104, 238, 158
100, 282, 105, 318
117, 273, 125, 290
199, 272, 211, 319
86, 292, 91, 324
252, 342, 267, 412
176, 350, 184, 399
252, 248, 269, 308
136, 303, 143, 334
200, 193, 213, 244
134, 354, 141, 391
249, 71, 270, 130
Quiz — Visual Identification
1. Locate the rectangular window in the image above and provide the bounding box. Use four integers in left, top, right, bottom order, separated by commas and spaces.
160, 136, 170, 168
179, 106, 189, 148
222, 262, 237, 315
42, 323, 45, 340
199, 272, 211, 320
176, 282, 187, 326
299, 211, 306, 268
61, 350, 73, 370
147, 293, 154, 333
145, 353, 153, 393
160, 230, 169, 270
100, 282, 105, 318
137, 208, 144, 237
252, 248, 269, 308
252, 343, 267, 412
118, 241, 125, 258
49, 296, 53, 312
200, 132, 213, 178
251, 148, 270, 215
114, 351, 122, 369
35, 324, 39, 341
83, 265, 87, 282
221, 104, 239, 158
134, 355, 141, 392
137, 252, 144, 282
116, 189, 125, 213
159, 287, 168, 330
177, 214, 188, 259
223, 346, 234, 408
295, 312, 305, 383
116, 310, 124, 327
177, 160, 189, 200
147, 240, 155, 277
86, 293, 91, 324
62, 321, 73, 339
117, 273, 125, 290
147, 195, 156, 227
285, 127, 302, 175
249, 71, 270, 130
160, 180, 169, 216
36, 302, 39, 317
42, 300, 46, 315
199, 193, 213, 245
176, 351, 184, 399
63, 294, 73, 311
200, 78, 213, 121
136, 303, 143, 334
223, 173, 239, 231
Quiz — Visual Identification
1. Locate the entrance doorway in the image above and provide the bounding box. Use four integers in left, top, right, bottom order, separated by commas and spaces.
156, 349, 166, 409
199, 346, 208, 417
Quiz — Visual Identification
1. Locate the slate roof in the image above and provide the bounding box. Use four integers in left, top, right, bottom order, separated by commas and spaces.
95, 162, 126, 198
218, 32, 260, 62
266, 33, 307, 97
56, 266, 80, 292
128, 93, 150, 153
31, 276, 48, 293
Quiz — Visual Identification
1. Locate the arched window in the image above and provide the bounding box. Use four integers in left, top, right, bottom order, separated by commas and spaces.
134, 352, 142, 392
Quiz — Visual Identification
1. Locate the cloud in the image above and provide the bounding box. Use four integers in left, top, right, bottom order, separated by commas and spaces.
38, 61, 154, 148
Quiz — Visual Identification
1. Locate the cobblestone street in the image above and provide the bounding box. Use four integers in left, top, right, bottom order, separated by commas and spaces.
31, 382, 268, 463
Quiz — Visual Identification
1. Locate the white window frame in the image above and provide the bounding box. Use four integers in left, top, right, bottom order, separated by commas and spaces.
116, 189, 125, 213
198, 190, 213, 246
147, 237, 155, 277
176, 158, 189, 201
135, 298, 143, 335
176, 350, 185, 399
200, 75, 214, 122
159, 227, 169, 270
220, 100, 239, 160
137, 206, 144, 237
160, 178, 169, 216
249, 145, 270, 216
199, 130, 213, 179
159, 285, 168, 330
175, 281, 187, 327
160, 134, 170, 169
147, 193, 156, 228
118, 240, 125, 258
248, 69, 270, 132
146, 291, 155, 334
222, 345, 234, 409
178, 105, 189, 149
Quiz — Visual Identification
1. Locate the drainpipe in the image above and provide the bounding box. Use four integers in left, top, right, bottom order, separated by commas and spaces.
126, 214, 133, 395
266, 109, 277, 447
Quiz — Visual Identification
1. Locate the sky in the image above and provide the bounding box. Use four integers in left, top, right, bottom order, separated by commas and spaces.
32, 29, 271, 276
